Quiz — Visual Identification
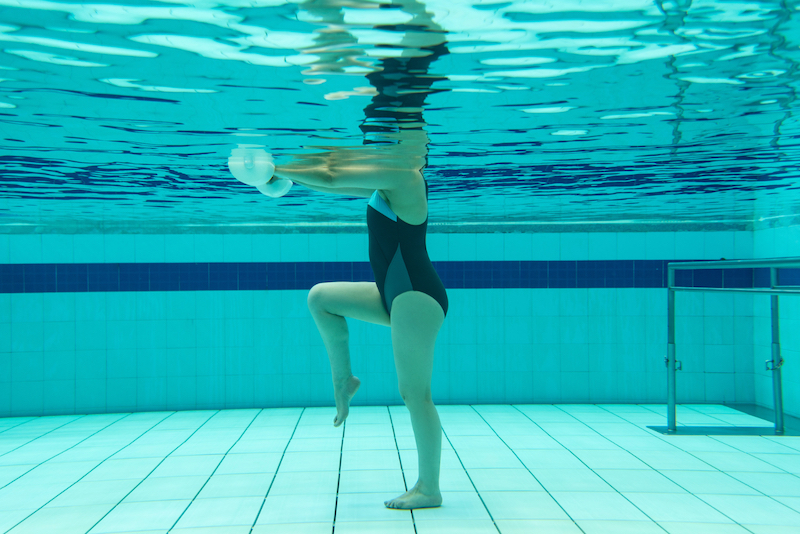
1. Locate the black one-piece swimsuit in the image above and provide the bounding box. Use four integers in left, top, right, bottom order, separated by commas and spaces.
366, 180, 448, 317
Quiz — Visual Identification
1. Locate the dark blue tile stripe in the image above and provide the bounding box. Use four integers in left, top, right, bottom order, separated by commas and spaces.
0, 261, 785, 294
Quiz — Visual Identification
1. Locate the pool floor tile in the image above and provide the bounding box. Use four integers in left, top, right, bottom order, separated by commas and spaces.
173, 527, 250, 534
593, 468, 686, 493
467, 468, 544, 491
8, 504, 112, 534
657, 522, 754, 534
124, 475, 208, 502
334, 520, 415, 534
88, 499, 192, 533
340, 449, 402, 471
0, 508, 38, 533
267, 470, 339, 495
713, 436, 800, 454
773, 496, 800, 513
551, 435, 622, 450
338, 469, 406, 494
528, 468, 613, 492
251, 523, 332, 534
47, 479, 142, 507
696, 494, 800, 527
692, 452, 786, 473
551, 491, 649, 521
661, 470, 763, 495
576, 520, 667, 534
195, 473, 275, 499
254, 493, 336, 525
632, 450, 719, 471
172, 497, 263, 529
481, 490, 562, 520
415, 519, 498, 534
622, 492, 736, 523
516, 449, 586, 470
495, 519, 582, 534
571, 449, 652, 470
727, 472, 800, 497
743, 526, 800, 534
752, 453, 800, 474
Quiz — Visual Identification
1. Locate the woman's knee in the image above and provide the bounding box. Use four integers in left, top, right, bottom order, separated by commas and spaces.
399, 384, 433, 406
307, 283, 330, 313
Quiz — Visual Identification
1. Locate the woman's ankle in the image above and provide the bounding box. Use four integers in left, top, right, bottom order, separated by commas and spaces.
413, 479, 441, 495
333, 373, 355, 385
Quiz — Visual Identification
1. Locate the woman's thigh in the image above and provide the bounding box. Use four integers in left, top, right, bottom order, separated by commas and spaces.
389, 291, 445, 397
307, 281, 391, 327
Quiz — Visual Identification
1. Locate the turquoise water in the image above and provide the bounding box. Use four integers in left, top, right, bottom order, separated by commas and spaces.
1, 0, 799, 231
4, 4, 800, 531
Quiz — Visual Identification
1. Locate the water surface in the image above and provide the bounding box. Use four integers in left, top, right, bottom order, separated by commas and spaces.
1, 0, 798, 232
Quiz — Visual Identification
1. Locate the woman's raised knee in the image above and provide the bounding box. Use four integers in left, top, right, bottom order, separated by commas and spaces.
307, 282, 330, 312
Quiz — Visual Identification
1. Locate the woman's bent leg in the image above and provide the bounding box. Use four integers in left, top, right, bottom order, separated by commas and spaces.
384, 291, 445, 509
307, 281, 390, 426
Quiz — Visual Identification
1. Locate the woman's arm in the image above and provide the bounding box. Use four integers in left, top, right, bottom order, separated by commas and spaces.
273, 146, 424, 195
291, 178, 374, 198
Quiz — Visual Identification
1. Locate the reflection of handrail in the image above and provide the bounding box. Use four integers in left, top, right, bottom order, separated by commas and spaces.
664, 257, 800, 435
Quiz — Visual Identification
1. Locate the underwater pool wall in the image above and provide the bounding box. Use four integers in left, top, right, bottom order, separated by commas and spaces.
0, 229, 780, 418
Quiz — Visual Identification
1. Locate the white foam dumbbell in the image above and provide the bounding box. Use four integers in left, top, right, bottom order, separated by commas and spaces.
228, 147, 293, 197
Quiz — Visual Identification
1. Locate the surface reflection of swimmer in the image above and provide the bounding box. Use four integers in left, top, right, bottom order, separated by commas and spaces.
229, 0, 449, 510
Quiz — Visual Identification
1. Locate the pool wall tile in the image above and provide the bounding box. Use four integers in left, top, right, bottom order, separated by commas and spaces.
42, 235, 74, 263
0, 235, 9, 263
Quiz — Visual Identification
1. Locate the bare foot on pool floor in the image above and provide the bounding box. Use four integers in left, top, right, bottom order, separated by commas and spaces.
333, 375, 360, 427
385, 483, 442, 509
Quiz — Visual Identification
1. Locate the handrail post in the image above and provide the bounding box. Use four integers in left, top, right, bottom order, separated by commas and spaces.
770, 268, 784, 435
667, 266, 677, 433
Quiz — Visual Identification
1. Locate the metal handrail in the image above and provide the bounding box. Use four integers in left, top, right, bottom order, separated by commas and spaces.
670, 287, 800, 295
669, 257, 800, 270
665, 257, 800, 435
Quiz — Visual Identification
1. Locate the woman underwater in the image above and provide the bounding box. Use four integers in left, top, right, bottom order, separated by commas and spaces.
229, 0, 450, 510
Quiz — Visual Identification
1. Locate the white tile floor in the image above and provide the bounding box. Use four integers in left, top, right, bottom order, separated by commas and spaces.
1, 404, 800, 534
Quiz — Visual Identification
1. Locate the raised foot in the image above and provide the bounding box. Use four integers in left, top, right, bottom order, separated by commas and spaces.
384, 487, 442, 510
333, 375, 360, 427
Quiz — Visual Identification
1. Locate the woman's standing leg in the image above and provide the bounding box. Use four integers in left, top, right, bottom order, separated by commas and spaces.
384, 290, 445, 509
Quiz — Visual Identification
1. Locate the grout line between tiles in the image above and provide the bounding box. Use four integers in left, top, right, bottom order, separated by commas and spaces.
439, 409, 501, 534
387, 406, 416, 534
331, 416, 345, 534
764, 436, 800, 454
247, 408, 305, 534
